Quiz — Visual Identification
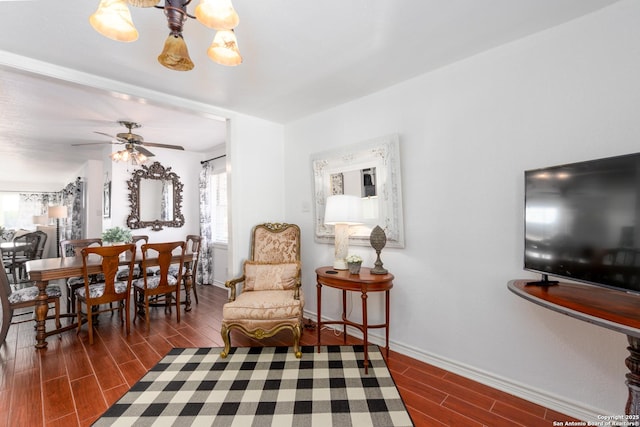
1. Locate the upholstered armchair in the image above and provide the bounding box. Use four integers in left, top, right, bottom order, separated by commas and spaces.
221, 223, 304, 358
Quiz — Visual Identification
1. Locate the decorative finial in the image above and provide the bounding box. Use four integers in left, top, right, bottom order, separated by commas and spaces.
370, 225, 388, 274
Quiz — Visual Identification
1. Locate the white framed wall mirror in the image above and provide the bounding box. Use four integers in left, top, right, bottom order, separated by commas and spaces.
312, 134, 405, 248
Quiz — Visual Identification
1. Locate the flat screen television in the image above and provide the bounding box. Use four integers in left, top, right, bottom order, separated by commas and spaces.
524, 152, 640, 293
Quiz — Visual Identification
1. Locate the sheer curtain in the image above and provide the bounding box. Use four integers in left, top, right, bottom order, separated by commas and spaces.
18, 192, 62, 227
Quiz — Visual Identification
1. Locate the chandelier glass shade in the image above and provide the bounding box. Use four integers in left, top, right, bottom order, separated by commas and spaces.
195, 0, 239, 30
89, 0, 241, 70
110, 146, 148, 165
90, 0, 139, 42
207, 29, 242, 66
127, 0, 160, 6
158, 34, 195, 71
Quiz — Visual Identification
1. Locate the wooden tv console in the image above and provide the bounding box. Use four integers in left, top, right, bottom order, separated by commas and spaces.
508, 279, 640, 416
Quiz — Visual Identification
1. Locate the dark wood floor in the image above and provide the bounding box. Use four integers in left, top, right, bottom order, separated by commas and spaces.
0, 285, 578, 426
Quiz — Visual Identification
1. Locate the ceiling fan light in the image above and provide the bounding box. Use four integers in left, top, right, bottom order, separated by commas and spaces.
110, 149, 127, 162
195, 0, 239, 30
207, 30, 242, 66
132, 152, 148, 165
90, 0, 139, 42
126, 0, 160, 7
158, 34, 195, 71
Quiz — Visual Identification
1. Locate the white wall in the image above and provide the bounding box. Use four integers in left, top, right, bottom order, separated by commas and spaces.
78, 159, 103, 239
284, 0, 640, 419
226, 113, 285, 275
107, 149, 202, 242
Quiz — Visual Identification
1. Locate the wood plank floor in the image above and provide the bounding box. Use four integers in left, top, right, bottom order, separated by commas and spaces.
0, 284, 579, 426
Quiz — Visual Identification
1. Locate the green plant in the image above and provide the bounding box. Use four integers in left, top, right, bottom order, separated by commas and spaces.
345, 254, 362, 264
102, 226, 133, 243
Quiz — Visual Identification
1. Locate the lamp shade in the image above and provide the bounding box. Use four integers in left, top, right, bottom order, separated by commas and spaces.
195, 0, 240, 30
207, 30, 242, 66
32, 215, 48, 225
48, 205, 68, 219
324, 195, 362, 225
90, 0, 139, 42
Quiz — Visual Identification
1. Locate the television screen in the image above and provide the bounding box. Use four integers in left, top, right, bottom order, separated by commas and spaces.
524, 153, 640, 293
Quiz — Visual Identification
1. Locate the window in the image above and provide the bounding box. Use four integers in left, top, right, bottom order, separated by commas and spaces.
0, 193, 48, 230
210, 171, 228, 244
0, 193, 21, 229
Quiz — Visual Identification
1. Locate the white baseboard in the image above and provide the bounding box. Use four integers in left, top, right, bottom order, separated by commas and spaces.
303, 308, 604, 423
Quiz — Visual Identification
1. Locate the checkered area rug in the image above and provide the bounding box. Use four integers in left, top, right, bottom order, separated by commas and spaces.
93, 345, 414, 426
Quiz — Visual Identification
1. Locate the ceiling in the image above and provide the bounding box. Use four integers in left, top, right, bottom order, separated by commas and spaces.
0, 0, 620, 188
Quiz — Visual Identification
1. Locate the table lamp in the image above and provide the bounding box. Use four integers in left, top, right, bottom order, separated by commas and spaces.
324, 195, 362, 270
47, 205, 67, 257
32, 214, 48, 226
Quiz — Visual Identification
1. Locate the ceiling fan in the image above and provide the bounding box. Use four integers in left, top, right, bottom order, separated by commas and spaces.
73, 120, 185, 159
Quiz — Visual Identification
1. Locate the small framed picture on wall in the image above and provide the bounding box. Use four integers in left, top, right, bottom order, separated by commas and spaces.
103, 181, 111, 218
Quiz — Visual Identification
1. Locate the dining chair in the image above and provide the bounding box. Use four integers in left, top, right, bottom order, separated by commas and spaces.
0, 258, 61, 345
60, 238, 103, 313
117, 235, 148, 281
3, 231, 46, 287
169, 234, 201, 305
133, 241, 186, 333
76, 243, 136, 345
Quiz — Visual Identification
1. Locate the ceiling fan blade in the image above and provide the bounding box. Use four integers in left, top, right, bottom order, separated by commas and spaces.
71, 142, 112, 147
93, 131, 116, 138
141, 142, 185, 151
135, 146, 155, 158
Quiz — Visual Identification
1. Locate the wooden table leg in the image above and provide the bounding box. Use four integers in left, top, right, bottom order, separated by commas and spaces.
362, 287, 369, 374
626, 335, 640, 415
34, 280, 49, 349
342, 289, 347, 344
316, 282, 322, 353
385, 289, 390, 358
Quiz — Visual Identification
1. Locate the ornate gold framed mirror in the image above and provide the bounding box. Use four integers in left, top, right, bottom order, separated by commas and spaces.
126, 161, 185, 231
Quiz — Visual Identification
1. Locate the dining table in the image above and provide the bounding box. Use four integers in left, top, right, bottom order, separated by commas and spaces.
25, 250, 194, 349
0, 241, 30, 251
1, 240, 30, 258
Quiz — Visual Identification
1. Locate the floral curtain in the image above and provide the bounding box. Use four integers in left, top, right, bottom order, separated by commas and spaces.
198, 161, 215, 285
61, 177, 84, 240
161, 180, 173, 221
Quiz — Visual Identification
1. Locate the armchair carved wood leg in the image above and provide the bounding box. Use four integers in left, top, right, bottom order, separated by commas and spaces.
220, 324, 231, 358
293, 324, 302, 358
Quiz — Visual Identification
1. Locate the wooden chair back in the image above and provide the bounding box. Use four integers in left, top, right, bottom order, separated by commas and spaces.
80, 244, 136, 306
0, 265, 13, 344
132, 235, 148, 250
12, 232, 40, 260
139, 241, 186, 295
33, 230, 47, 259
185, 234, 202, 278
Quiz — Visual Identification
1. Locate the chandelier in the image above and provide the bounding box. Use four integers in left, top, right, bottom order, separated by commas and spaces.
110, 144, 149, 165
90, 0, 242, 71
